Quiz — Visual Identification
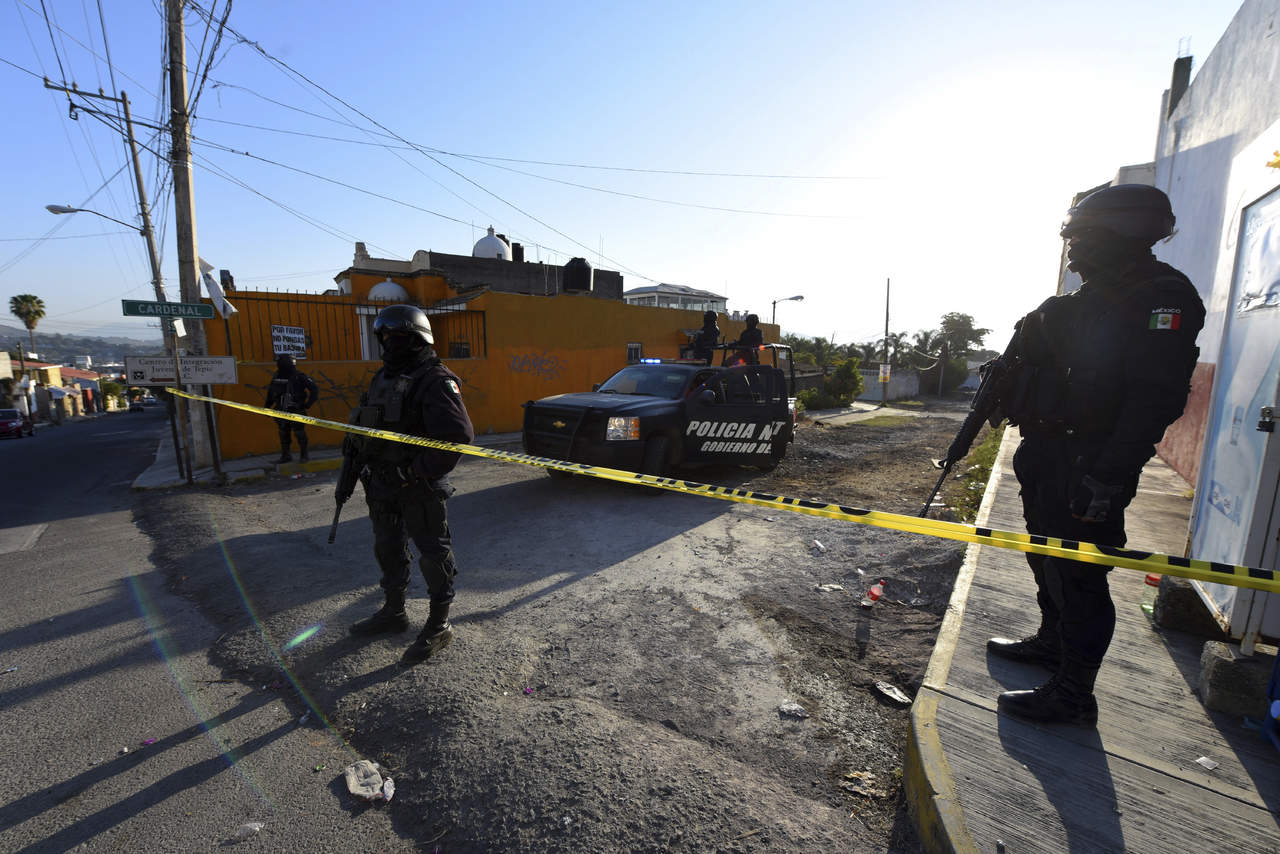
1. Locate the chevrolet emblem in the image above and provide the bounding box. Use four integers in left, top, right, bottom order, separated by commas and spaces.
552, 420, 566, 429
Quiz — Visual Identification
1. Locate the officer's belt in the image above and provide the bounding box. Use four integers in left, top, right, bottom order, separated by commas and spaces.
166, 387, 1280, 597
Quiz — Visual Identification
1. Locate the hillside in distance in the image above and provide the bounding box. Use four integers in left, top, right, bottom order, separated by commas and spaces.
1, 322, 164, 365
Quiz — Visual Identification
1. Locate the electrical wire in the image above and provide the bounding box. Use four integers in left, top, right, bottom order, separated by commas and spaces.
17, 0, 158, 97
202, 81, 872, 180
0, 157, 134, 275
187, 8, 659, 282
0, 231, 134, 241
188, 0, 231, 118
190, 119, 851, 219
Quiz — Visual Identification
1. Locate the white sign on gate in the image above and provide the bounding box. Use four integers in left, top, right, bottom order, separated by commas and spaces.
271, 324, 307, 357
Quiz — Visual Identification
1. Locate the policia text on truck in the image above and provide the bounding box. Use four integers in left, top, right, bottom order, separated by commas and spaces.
522, 344, 798, 478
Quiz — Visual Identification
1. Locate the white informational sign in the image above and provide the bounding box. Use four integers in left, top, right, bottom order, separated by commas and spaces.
125, 356, 239, 386
878, 364, 891, 383
271, 324, 307, 357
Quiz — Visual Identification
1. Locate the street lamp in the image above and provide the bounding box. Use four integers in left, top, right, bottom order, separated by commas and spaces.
45, 204, 142, 233
771, 294, 804, 324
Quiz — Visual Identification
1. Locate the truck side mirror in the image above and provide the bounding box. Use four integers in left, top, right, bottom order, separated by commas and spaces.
698, 388, 716, 404
592, 383, 601, 392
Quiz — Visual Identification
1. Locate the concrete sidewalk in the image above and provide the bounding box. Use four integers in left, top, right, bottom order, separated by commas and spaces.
132, 431, 525, 490
905, 428, 1280, 853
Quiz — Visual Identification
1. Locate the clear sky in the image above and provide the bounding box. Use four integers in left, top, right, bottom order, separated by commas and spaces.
0, 0, 1243, 354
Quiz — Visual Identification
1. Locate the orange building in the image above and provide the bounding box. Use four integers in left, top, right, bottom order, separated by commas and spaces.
203, 242, 771, 460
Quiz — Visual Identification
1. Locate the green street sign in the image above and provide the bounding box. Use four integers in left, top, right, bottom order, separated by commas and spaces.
121, 299, 215, 319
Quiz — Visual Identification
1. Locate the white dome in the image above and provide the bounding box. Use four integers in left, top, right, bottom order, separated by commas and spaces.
473, 225, 511, 260
368, 278, 410, 302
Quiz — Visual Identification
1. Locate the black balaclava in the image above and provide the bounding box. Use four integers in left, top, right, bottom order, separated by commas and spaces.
380, 330, 429, 374
1066, 230, 1152, 283
275, 355, 296, 378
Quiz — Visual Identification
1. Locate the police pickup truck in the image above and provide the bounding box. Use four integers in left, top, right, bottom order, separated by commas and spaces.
521, 344, 797, 477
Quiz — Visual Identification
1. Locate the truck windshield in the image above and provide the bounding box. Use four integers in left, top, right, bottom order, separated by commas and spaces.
597, 365, 695, 399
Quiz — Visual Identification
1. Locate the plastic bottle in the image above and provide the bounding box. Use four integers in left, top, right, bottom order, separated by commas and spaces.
861, 578, 885, 608
1141, 573, 1161, 621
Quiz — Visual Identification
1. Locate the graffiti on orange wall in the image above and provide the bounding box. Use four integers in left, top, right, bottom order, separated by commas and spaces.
508, 350, 564, 381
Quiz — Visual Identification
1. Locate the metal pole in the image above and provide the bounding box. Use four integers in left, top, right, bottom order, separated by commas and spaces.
168, 0, 216, 478
937, 340, 947, 397
123, 90, 190, 478
881, 278, 890, 408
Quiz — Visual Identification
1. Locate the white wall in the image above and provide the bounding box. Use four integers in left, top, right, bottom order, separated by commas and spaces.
1153, 0, 1280, 359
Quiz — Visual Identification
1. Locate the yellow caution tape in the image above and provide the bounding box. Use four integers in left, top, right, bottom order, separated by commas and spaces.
169, 388, 1280, 596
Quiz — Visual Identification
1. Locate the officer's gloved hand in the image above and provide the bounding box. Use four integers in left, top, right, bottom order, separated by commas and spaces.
1070, 474, 1123, 523
393, 465, 419, 487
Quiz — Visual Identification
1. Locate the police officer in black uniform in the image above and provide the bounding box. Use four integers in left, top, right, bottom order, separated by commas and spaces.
343, 304, 475, 666
265, 354, 319, 463
985, 185, 1204, 725
692, 310, 720, 364
729, 313, 764, 365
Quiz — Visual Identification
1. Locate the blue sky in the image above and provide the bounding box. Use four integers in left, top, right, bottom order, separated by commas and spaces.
0, 0, 1243, 353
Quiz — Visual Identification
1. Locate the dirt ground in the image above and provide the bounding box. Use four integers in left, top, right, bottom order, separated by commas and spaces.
136, 400, 981, 852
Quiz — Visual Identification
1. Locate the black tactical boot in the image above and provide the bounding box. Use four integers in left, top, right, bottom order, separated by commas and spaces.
986, 632, 1061, 669
350, 591, 409, 636
298, 436, 310, 462
275, 444, 292, 464
997, 659, 1099, 726
400, 603, 454, 666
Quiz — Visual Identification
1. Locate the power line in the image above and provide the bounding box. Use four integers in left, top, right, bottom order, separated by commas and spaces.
94, 0, 119, 100
191, 118, 852, 218
17, 0, 158, 97
0, 156, 134, 275
191, 137, 475, 228
188, 0, 231, 117
0, 54, 44, 78
188, 8, 658, 282
454, 153, 855, 219
202, 81, 872, 180
0, 231, 134, 241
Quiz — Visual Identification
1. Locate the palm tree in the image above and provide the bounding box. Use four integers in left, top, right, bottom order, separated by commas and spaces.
9, 294, 46, 353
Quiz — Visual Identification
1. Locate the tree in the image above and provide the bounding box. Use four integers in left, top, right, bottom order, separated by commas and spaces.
9, 294, 46, 353
913, 328, 939, 354
937, 312, 990, 358
874, 331, 914, 368
853, 342, 880, 365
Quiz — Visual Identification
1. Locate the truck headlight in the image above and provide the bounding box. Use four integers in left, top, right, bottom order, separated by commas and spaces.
606, 416, 640, 441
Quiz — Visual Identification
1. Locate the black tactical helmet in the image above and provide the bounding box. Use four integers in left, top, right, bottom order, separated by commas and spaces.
703, 310, 717, 323
1059, 184, 1175, 245
373, 304, 434, 346
745, 313, 759, 326
275, 354, 296, 371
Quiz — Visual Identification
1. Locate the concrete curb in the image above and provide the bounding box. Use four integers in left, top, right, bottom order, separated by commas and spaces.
903, 428, 1017, 854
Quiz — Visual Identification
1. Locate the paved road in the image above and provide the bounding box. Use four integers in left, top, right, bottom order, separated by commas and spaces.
0, 408, 404, 852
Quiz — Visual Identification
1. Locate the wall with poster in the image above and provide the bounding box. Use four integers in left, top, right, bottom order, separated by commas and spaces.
1190, 122, 1280, 645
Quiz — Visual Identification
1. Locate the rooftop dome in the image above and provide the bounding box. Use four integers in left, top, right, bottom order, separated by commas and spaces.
368, 278, 410, 302
473, 225, 511, 261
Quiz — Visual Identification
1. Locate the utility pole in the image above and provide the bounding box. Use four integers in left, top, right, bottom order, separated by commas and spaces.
881, 278, 890, 408
43, 80, 193, 482
167, 0, 221, 476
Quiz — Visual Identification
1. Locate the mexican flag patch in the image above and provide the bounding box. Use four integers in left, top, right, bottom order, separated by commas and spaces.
1148, 309, 1181, 330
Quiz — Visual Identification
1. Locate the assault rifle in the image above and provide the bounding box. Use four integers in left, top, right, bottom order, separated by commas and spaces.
329, 444, 362, 543
919, 339, 1019, 518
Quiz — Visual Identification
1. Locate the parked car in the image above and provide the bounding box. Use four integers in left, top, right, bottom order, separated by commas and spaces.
0, 408, 35, 439
522, 344, 797, 477
128, 400, 145, 413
